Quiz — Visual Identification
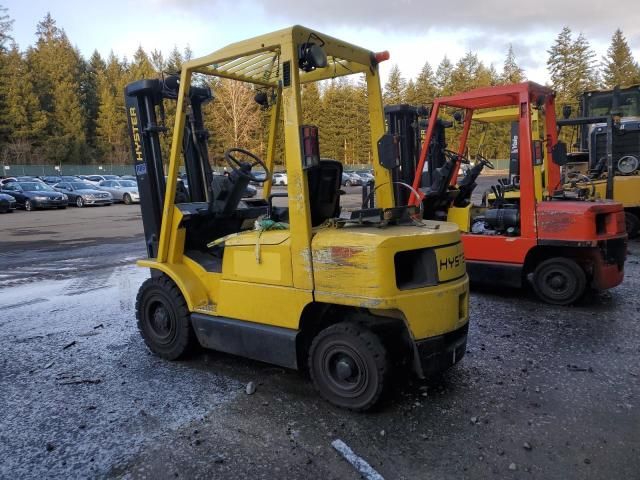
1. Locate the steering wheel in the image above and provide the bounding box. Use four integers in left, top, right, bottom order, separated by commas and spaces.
566, 172, 596, 197
475, 153, 495, 170
443, 149, 471, 164
224, 148, 270, 182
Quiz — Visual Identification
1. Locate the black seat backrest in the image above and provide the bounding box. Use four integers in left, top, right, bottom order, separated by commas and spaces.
307, 160, 343, 226
209, 170, 250, 215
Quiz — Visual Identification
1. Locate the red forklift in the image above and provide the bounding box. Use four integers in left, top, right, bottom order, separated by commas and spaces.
380, 82, 627, 304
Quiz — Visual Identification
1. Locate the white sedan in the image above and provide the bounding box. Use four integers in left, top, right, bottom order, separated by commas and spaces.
97, 179, 140, 204
272, 172, 288, 186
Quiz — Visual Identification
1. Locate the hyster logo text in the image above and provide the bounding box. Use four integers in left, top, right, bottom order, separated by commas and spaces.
439, 253, 465, 271
129, 107, 143, 163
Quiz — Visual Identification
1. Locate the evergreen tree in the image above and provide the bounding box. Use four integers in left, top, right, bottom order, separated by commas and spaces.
302, 81, 322, 126
96, 52, 128, 163
4, 44, 47, 142
501, 44, 524, 84
602, 29, 640, 87
435, 56, 454, 96
128, 45, 156, 81
27, 13, 88, 163
573, 32, 599, 92
547, 27, 598, 105
83, 50, 105, 150
0, 4, 14, 144
0, 3, 13, 52
383, 64, 406, 105
409, 61, 436, 105
450, 52, 490, 92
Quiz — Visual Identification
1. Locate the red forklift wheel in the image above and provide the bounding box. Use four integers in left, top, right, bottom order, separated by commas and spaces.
135, 274, 196, 360
531, 257, 587, 306
308, 322, 389, 411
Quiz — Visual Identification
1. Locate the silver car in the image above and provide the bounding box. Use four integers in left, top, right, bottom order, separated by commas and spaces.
97, 180, 140, 204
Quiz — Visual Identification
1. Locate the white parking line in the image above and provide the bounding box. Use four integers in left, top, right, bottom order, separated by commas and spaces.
331, 439, 384, 480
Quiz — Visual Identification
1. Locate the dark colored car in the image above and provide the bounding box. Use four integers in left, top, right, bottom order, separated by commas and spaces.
42, 175, 63, 185
0, 193, 17, 212
54, 182, 113, 207
0, 181, 68, 211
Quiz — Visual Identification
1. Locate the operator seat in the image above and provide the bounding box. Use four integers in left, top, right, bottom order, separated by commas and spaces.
209, 167, 251, 216
420, 152, 459, 219
308, 159, 343, 226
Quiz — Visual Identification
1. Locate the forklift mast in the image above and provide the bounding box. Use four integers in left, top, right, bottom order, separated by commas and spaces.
125, 77, 213, 258
383, 104, 448, 203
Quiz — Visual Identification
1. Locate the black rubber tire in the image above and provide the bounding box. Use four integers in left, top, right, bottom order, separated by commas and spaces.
625, 211, 640, 239
308, 322, 389, 411
25, 200, 34, 211
76, 196, 84, 208
123, 194, 132, 205
135, 274, 196, 360
345, 180, 352, 187
532, 257, 587, 305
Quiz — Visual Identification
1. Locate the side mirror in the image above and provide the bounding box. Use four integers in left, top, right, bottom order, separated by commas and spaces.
377, 133, 400, 170
551, 141, 569, 166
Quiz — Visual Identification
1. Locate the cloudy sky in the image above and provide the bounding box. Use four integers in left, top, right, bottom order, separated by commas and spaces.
7, 0, 640, 83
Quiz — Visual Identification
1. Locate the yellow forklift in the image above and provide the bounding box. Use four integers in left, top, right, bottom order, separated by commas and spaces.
124, 26, 469, 411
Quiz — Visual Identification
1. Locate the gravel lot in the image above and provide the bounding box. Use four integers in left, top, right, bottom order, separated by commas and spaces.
0, 181, 638, 479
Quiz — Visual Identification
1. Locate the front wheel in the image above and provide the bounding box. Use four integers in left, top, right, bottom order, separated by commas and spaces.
345, 180, 352, 187
76, 196, 84, 208
135, 274, 196, 360
308, 322, 389, 411
531, 257, 587, 305
123, 194, 132, 205
25, 200, 34, 211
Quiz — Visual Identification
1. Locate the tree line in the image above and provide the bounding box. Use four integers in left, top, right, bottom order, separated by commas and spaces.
0, 5, 639, 167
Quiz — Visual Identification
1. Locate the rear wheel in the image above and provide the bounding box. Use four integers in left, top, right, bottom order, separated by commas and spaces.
25, 200, 34, 211
625, 211, 639, 239
123, 193, 132, 205
308, 322, 389, 411
76, 196, 84, 208
532, 257, 587, 305
135, 274, 196, 360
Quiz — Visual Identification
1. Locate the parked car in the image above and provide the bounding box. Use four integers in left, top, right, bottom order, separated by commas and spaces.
356, 169, 375, 185
244, 183, 257, 198
84, 174, 120, 185
119, 175, 137, 181
97, 179, 140, 204
250, 171, 267, 186
0, 181, 68, 211
341, 171, 362, 187
14, 176, 45, 183
272, 172, 288, 186
42, 175, 63, 185
0, 193, 17, 213
0, 177, 17, 187
53, 181, 113, 207
271, 172, 289, 186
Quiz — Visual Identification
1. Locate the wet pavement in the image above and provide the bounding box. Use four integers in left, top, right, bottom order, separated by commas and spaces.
0, 204, 639, 479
